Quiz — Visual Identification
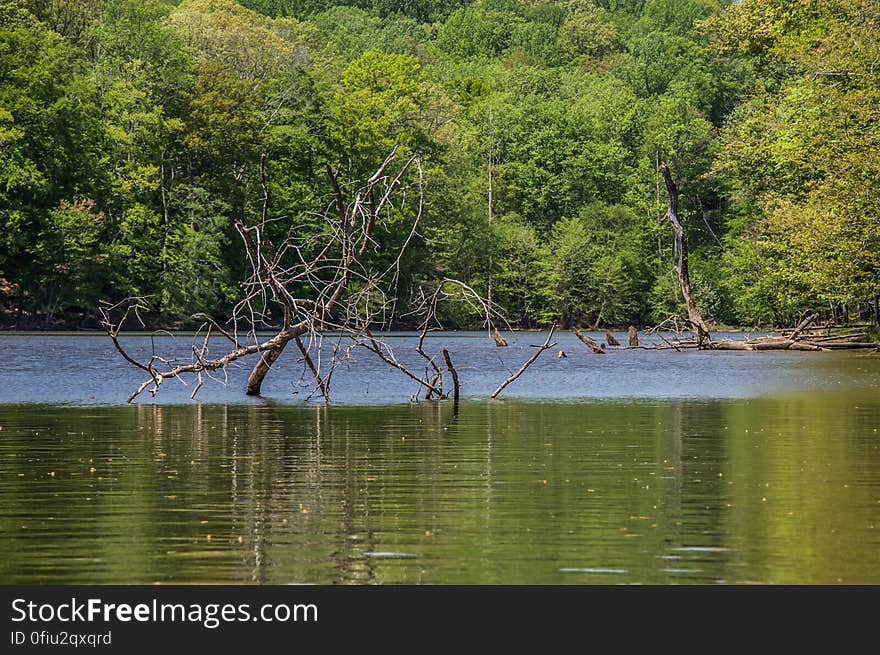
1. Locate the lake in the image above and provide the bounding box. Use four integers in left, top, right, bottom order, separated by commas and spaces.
1, 332, 879, 584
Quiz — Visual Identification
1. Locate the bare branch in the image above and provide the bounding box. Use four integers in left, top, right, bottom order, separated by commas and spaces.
295, 335, 330, 403
355, 331, 444, 398
492, 324, 557, 399
105, 148, 503, 405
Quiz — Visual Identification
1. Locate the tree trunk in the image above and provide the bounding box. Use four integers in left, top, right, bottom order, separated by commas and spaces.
789, 311, 818, 340
442, 348, 460, 413
159, 146, 173, 316
574, 328, 605, 353
628, 326, 639, 347
874, 296, 879, 327
246, 340, 289, 396
659, 162, 711, 348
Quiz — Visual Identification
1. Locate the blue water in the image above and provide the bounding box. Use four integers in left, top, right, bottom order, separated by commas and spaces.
1, 331, 878, 405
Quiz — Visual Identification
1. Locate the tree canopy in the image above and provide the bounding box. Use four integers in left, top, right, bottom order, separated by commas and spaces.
1, 0, 877, 329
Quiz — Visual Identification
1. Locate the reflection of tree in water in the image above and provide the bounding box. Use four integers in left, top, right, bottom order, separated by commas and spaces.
7, 394, 879, 584
137, 401, 456, 584
656, 402, 732, 579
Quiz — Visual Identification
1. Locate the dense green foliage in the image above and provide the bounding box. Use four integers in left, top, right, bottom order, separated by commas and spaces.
1, 0, 877, 328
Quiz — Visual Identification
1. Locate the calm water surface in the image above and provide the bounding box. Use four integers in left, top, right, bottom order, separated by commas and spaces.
1, 333, 879, 584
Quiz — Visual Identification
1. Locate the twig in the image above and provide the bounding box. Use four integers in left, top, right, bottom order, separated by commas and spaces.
295, 335, 330, 402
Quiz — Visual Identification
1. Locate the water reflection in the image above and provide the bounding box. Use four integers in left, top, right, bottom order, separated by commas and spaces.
1, 394, 879, 584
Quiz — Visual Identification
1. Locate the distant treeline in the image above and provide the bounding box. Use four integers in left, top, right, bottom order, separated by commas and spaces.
1, 0, 878, 329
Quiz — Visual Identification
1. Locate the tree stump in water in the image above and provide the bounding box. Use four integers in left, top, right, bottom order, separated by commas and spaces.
628, 326, 638, 347
493, 330, 508, 347
605, 330, 620, 346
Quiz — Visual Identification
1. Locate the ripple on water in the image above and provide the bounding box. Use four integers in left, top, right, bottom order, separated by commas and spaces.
559, 568, 628, 574
362, 552, 420, 559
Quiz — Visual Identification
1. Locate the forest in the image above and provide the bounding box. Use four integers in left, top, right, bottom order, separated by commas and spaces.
1, 0, 878, 331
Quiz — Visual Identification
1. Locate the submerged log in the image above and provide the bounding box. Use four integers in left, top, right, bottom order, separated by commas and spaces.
605, 330, 621, 346
628, 326, 639, 347
574, 328, 605, 354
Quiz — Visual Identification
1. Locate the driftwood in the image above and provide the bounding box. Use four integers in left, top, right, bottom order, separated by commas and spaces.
492, 325, 557, 399
574, 328, 605, 354
789, 311, 819, 340
605, 330, 620, 346
628, 326, 638, 347
788, 330, 868, 342
711, 338, 823, 351
803, 341, 876, 349
710, 332, 876, 352
641, 309, 878, 352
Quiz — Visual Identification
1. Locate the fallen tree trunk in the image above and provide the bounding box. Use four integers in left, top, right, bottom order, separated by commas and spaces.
789, 341, 831, 351
246, 340, 290, 395
800, 341, 877, 349
789, 311, 819, 340
711, 338, 827, 351
805, 332, 869, 343
711, 339, 755, 351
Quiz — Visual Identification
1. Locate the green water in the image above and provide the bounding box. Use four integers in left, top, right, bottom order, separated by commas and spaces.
2, 395, 879, 584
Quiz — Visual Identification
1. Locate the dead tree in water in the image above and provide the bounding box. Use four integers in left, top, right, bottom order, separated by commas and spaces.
101, 149, 503, 403
653, 166, 874, 352
659, 162, 711, 348
574, 328, 605, 354
628, 326, 639, 347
